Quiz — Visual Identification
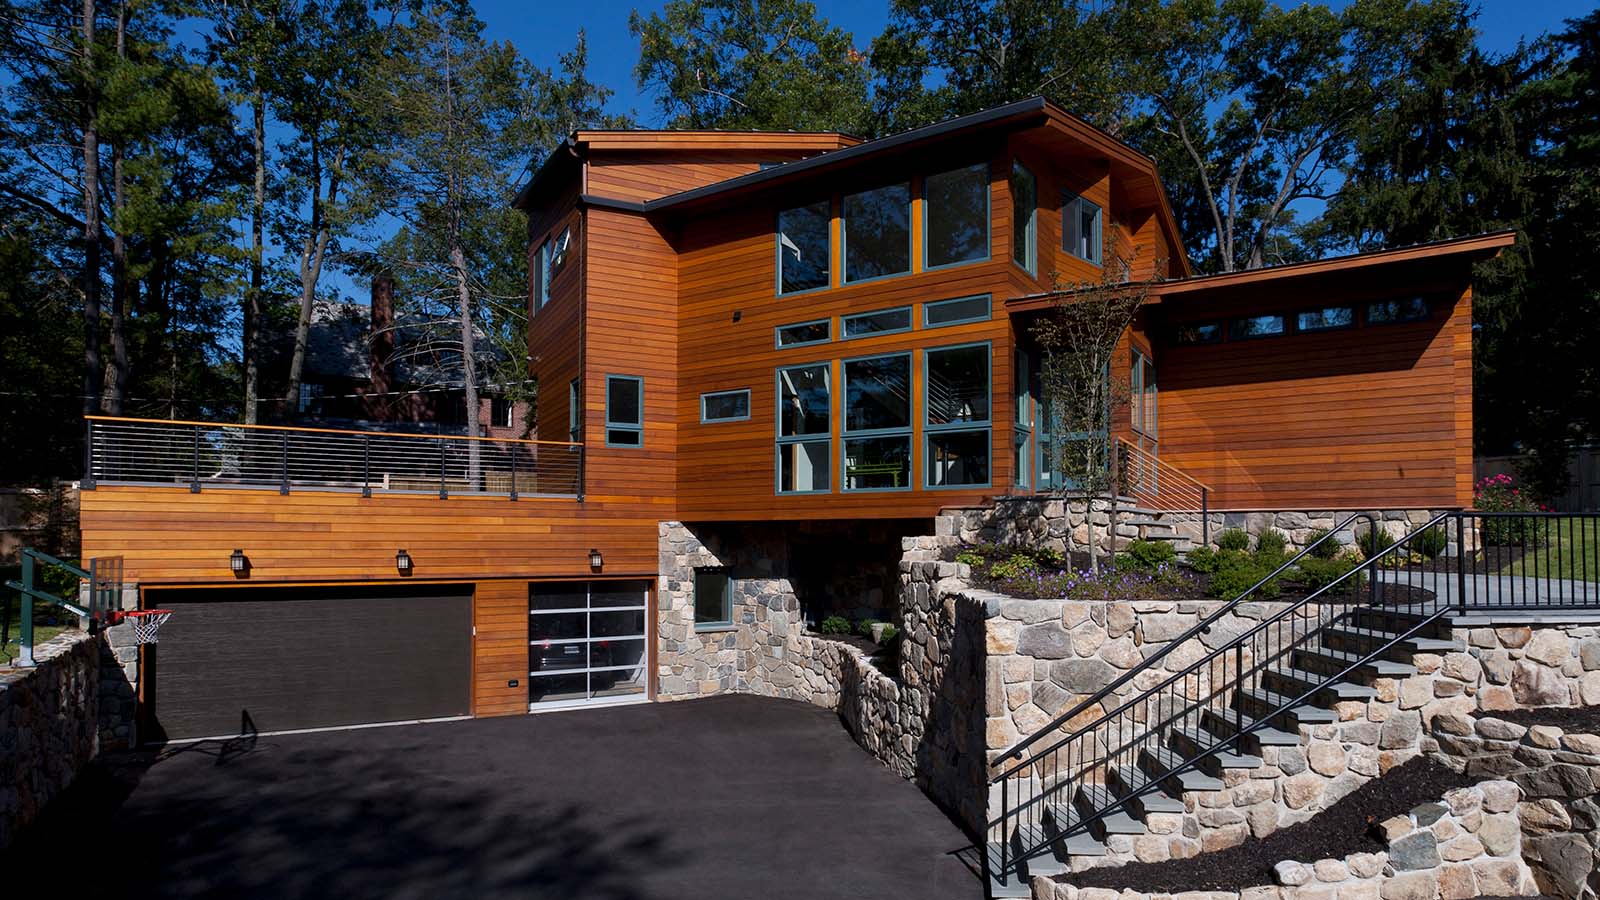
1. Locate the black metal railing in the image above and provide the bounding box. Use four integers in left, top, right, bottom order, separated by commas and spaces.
1114, 437, 1212, 547
84, 416, 584, 499
984, 510, 1600, 887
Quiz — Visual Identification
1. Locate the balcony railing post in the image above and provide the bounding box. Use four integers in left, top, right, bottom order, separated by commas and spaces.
362, 435, 372, 498
82, 419, 97, 489
438, 438, 448, 500
190, 427, 201, 493
576, 444, 585, 503
1456, 513, 1468, 615
508, 445, 519, 501
280, 432, 290, 495
1201, 486, 1209, 547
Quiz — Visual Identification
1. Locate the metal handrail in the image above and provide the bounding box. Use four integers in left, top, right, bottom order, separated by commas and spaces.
993, 513, 1370, 764
1114, 437, 1213, 545
84, 416, 584, 499
1115, 436, 1213, 494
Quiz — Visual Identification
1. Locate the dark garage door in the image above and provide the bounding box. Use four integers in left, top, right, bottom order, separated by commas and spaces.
143, 585, 472, 742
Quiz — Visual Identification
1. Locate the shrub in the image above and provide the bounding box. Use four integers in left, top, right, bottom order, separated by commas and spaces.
1185, 546, 1219, 573
1357, 526, 1396, 560
1305, 527, 1342, 559
818, 615, 852, 635
1034, 545, 1067, 568
1413, 525, 1449, 560
1121, 539, 1177, 572
876, 623, 899, 645
954, 549, 986, 568
990, 553, 1040, 581
1474, 473, 1546, 546
1256, 529, 1289, 558
1216, 528, 1251, 552
856, 618, 880, 637
1206, 550, 1280, 600
1295, 555, 1361, 593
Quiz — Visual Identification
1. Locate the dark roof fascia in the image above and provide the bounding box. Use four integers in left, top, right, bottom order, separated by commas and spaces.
579, 194, 649, 214
513, 136, 581, 211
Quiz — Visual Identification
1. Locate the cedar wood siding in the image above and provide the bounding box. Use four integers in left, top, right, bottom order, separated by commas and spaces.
1153, 281, 1474, 510
588, 150, 816, 203
527, 181, 583, 446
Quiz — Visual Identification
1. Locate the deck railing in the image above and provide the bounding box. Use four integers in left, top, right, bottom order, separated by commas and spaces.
1114, 437, 1212, 545
84, 416, 583, 499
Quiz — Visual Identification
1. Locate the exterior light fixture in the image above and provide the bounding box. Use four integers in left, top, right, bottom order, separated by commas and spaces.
588, 548, 603, 569
396, 549, 413, 574
229, 549, 247, 573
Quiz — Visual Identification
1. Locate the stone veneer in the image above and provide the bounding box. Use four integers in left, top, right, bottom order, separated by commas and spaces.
0, 632, 100, 850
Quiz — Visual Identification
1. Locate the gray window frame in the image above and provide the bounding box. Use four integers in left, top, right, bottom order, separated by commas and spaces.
535, 240, 551, 309
842, 351, 913, 494
922, 163, 991, 272
1062, 193, 1103, 266
1229, 314, 1286, 341
923, 341, 993, 490
567, 379, 580, 443
775, 362, 832, 496
603, 374, 643, 448
549, 227, 571, 280
841, 182, 913, 285
692, 567, 735, 632
775, 200, 832, 297
841, 306, 913, 340
923, 294, 992, 328
700, 389, 752, 423
1012, 161, 1037, 275
775, 318, 833, 349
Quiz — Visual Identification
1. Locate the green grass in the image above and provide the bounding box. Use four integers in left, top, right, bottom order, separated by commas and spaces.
1, 593, 77, 667
1507, 518, 1600, 583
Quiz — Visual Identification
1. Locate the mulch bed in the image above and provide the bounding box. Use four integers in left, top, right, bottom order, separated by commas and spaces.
808, 631, 879, 656
1062, 757, 1473, 893
1474, 705, 1600, 731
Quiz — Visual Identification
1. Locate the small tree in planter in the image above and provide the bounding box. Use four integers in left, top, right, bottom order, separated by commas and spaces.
1033, 234, 1159, 572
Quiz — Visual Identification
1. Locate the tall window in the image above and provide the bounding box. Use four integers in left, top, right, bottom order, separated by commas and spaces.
925, 344, 991, 488
777, 201, 830, 295
1130, 352, 1156, 439
1062, 193, 1102, 265
842, 183, 911, 283
776, 363, 831, 493
1011, 162, 1036, 274
923, 164, 989, 269
1014, 349, 1031, 490
843, 353, 912, 491
567, 379, 580, 443
604, 375, 642, 447
536, 240, 551, 308
693, 568, 733, 630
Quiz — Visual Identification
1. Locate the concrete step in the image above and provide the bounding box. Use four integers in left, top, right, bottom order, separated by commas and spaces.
1169, 726, 1264, 774
1347, 606, 1453, 639
1294, 643, 1418, 679
1263, 665, 1379, 703
1236, 686, 1337, 729
1140, 744, 1225, 793
1321, 626, 1461, 660
1108, 764, 1186, 814
1203, 708, 1301, 751
1073, 783, 1149, 839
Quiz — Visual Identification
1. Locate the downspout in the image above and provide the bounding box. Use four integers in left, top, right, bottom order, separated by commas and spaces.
576, 141, 588, 504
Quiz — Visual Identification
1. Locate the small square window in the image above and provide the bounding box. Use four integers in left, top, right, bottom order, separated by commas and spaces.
701, 389, 751, 423
1062, 194, 1102, 265
491, 397, 514, 428
694, 568, 733, 629
1366, 297, 1429, 324
605, 375, 643, 447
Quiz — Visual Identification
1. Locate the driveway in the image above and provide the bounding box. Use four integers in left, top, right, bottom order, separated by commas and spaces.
5, 695, 978, 900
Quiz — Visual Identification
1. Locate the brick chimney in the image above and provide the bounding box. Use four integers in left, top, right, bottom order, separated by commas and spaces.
369, 275, 396, 416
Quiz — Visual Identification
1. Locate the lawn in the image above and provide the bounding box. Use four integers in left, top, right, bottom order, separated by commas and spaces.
1506, 517, 1600, 583
1, 565, 79, 665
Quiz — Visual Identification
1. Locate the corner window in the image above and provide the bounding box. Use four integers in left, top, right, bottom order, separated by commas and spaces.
1131, 352, 1156, 439
549, 227, 571, 279
1366, 297, 1430, 325
924, 294, 991, 328
842, 183, 911, 283
843, 353, 912, 491
776, 363, 831, 494
1011, 162, 1037, 274
1174, 322, 1221, 345
1062, 193, 1102, 265
925, 343, 991, 488
1298, 306, 1355, 332
693, 567, 733, 630
536, 240, 551, 308
567, 379, 580, 443
775, 319, 831, 348
842, 306, 912, 339
701, 389, 751, 423
777, 201, 831, 295
1230, 314, 1285, 340
604, 375, 643, 447
923, 163, 989, 269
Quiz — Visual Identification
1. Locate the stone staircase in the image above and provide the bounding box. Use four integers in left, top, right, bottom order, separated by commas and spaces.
1121, 507, 1197, 556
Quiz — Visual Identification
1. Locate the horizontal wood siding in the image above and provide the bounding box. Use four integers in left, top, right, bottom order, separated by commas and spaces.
473, 580, 528, 717
528, 183, 583, 445
1155, 285, 1472, 509
587, 150, 813, 203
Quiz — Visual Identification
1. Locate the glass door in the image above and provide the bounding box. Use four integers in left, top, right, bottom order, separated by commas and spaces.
529, 581, 650, 709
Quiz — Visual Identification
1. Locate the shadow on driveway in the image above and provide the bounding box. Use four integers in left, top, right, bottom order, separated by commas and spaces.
3, 695, 977, 900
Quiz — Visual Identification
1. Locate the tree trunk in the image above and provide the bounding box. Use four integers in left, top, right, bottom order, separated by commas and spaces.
104, 0, 129, 415
244, 88, 265, 423
80, 0, 102, 417
452, 243, 482, 485
285, 142, 340, 420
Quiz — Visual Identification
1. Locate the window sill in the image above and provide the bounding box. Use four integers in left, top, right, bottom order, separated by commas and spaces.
694, 624, 738, 634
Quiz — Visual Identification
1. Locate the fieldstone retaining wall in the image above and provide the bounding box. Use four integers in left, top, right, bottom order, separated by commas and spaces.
1454, 623, 1600, 711
1431, 714, 1600, 899
0, 631, 100, 850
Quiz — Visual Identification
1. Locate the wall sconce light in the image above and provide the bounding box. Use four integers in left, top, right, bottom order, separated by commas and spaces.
229, 549, 248, 574
731, 310, 742, 323
588, 548, 603, 570
396, 549, 413, 574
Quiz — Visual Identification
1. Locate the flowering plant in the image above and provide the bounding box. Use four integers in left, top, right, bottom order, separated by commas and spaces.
1474, 474, 1547, 545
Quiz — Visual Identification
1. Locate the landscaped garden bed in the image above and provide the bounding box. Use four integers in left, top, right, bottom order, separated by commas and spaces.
1061, 757, 1474, 893
805, 615, 900, 672
1474, 705, 1600, 730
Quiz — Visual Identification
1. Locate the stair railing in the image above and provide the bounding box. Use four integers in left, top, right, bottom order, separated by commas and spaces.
987, 511, 1414, 886
1114, 437, 1212, 546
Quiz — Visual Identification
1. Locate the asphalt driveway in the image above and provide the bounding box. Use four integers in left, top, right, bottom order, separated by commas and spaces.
5, 695, 978, 900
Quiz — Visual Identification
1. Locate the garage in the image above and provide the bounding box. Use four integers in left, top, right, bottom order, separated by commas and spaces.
142, 584, 472, 742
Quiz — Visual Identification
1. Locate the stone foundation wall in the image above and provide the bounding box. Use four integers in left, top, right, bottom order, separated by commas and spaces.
1432, 715, 1600, 899
0, 631, 100, 850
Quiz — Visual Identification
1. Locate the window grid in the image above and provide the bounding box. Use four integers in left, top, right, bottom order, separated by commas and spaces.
775, 362, 832, 495
842, 352, 914, 493
604, 375, 643, 448
924, 342, 992, 490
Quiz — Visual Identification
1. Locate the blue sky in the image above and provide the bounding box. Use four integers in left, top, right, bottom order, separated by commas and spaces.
484, 0, 1592, 126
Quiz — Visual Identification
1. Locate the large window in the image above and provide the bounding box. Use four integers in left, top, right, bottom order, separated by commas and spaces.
843, 353, 912, 491
776, 363, 831, 494
693, 568, 733, 630
842, 183, 911, 283
924, 164, 989, 269
777, 201, 831, 295
604, 375, 643, 447
925, 343, 991, 488
701, 389, 750, 423
1012, 162, 1037, 274
1062, 193, 1102, 265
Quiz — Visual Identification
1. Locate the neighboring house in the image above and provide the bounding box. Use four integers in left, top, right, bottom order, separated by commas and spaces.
76, 97, 1512, 742
260, 277, 528, 439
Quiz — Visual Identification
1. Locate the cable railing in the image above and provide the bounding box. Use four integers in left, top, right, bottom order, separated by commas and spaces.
1114, 437, 1212, 545
983, 510, 1600, 888
84, 416, 583, 499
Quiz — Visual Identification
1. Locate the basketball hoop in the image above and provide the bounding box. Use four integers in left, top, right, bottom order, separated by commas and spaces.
124, 609, 174, 645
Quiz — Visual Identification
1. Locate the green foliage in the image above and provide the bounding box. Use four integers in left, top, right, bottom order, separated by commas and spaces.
1414, 526, 1450, 559
989, 553, 1040, 581
818, 615, 851, 635
1256, 529, 1289, 559
1120, 539, 1176, 572
1184, 546, 1219, 574
856, 618, 880, 637
876, 623, 899, 645
1206, 550, 1280, 600
1306, 528, 1342, 559
954, 549, 986, 568
1358, 527, 1396, 560
1216, 529, 1251, 552
1295, 555, 1362, 593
